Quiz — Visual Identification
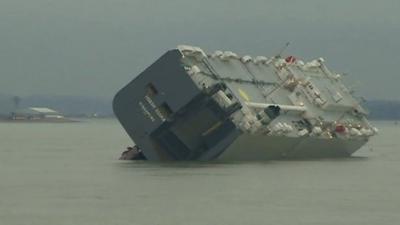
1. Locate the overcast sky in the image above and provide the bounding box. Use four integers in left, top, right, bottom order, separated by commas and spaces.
1, 0, 399, 100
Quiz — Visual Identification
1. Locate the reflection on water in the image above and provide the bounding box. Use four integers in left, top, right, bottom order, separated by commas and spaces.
0, 119, 399, 225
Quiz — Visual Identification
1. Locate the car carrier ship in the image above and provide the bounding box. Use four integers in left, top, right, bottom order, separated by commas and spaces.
113, 45, 377, 161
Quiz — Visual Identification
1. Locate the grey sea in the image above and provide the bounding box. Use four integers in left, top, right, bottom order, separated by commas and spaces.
0, 119, 399, 225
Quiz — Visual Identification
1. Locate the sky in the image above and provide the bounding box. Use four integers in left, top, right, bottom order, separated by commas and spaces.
0, 0, 399, 100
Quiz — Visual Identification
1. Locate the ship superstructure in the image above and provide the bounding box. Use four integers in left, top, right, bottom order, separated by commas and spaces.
113, 45, 377, 160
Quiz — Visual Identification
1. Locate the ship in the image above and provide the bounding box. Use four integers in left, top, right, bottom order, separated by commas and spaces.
113, 45, 377, 161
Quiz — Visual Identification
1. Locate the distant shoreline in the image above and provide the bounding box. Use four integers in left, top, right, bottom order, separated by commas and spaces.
0, 118, 80, 123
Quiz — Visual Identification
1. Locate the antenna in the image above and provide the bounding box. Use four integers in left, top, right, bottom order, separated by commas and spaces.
275, 42, 290, 58
12, 96, 21, 110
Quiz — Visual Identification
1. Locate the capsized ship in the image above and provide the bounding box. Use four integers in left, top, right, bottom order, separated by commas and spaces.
113, 45, 377, 161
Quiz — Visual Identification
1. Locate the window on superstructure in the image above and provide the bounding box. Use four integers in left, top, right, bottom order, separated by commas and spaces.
158, 103, 173, 118
146, 83, 158, 97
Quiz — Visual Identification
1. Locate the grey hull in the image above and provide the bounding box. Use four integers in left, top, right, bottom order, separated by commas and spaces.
217, 134, 367, 161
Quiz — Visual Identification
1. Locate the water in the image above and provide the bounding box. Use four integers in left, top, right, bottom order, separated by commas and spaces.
0, 119, 399, 225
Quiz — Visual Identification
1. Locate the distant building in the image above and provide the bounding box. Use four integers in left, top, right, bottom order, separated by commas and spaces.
11, 107, 65, 120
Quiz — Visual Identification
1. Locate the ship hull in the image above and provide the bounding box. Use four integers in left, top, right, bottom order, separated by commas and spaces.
217, 134, 367, 161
